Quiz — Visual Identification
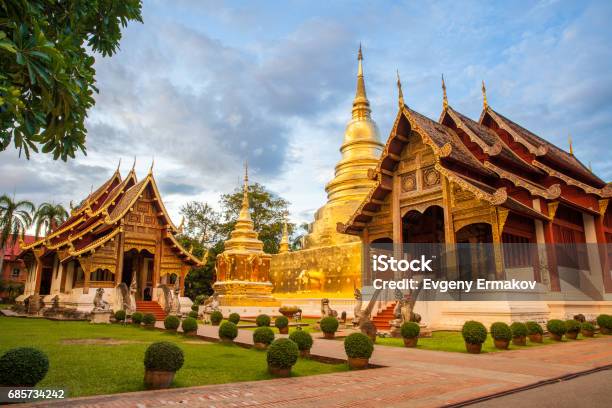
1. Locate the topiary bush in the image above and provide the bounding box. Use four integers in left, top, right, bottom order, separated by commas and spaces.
228, 312, 240, 324
181, 317, 198, 333
510, 322, 528, 338
596, 314, 612, 331
526, 321, 543, 335
210, 310, 223, 325
275, 316, 289, 329
565, 319, 580, 333
320, 316, 339, 334
490, 322, 512, 341
194, 294, 207, 305
0, 347, 49, 386
344, 332, 374, 359
131, 312, 143, 324
462, 321, 487, 344
219, 321, 238, 340
253, 327, 275, 345
188, 310, 199, 319
289, 330, 313, 351
266, 338, 299, 369
164, 315, 180, 331
142, 313, 156, 326
144, 342, 184, 372
114, 310, 126, 321
547, 319, 566, 336
581, 322, 595, 332
191, 304, 199, 312
256, 314, 271, 327
400, 322, 420, 339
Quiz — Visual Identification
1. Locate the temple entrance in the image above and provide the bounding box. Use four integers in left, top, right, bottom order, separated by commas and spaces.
402, 205, 445, 278
121, 249, 155, 301
455, 223, 494, 281
39, 267, 53, 295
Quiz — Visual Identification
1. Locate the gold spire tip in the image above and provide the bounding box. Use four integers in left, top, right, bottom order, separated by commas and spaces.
568, 134, 573, 155
358, 43, 363, 61
116, 158, 121, 173
396, 70, 404, 107
131, 156, 136, 171
442, 74, 448, 110
481, 80, 488, 109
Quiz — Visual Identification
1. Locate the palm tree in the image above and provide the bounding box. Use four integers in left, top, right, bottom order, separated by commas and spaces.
0, 194, 35, 274
34, 202, 69, 238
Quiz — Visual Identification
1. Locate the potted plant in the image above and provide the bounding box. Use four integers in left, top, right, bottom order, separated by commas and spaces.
229, 312, 240, 324
253, 327, 275, 350
596, 314, 612, 334
275, 316, 289, 334
279, 305, 300, 318
210, 310, 223, 326
131, 311, 143, 325
462, 320, 487, 354
143, 342, 184, 389
400, 322, 420, 347
219, 321, 238, 343
526, 321, 544, 343
181, 317, 198, 336
565, 319, 580, 340
256, 314, 271, 327
114, 310, 126, 323
344, 332, 374, 369
0, 347, 49, 386
164, 315, 180, 332
142, 313, 156, 329
546, 319, 566, 341
188, 310, 199, 319
510, 322, 528, 346
289, 330, 314, 358
581, 322, 595, 338
490, 322, 512, 350
266, 338, 299, 377
320, 316, 339, 339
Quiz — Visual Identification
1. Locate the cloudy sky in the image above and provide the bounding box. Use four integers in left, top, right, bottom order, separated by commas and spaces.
2, 0, 612, 226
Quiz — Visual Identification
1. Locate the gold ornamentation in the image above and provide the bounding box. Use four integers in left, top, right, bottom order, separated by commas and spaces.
599, 199, 609, 217
423, 167, 441, 187
547, 202, 559, 220
401, 172, 417, 192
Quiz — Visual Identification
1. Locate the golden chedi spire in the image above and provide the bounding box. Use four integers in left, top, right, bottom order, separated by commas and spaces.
279, 220, 290, 253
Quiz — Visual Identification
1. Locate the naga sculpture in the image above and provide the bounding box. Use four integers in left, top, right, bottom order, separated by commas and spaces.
173, 279, 181, 315
352, 288, 363, 327
202, 293, 220, 323
92, 288, 111, 311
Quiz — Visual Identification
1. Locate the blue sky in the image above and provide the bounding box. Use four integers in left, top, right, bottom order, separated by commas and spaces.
2, 0, 611, 226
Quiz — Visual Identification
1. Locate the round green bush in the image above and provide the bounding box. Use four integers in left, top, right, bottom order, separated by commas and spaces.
219, 321, 238, 340
400, 322, 420, 339
546, 319, 567, 336
510, 322, 528, 338
191, 304, 199, 312
194, 294, 207, 305
490, 322, 512, 341
565, 319, 580, 333
228, 312, 241, 324
131, 311, 143, 324
320, 316, 339, 334
0, 347, 49, 386
462, 321, 487, 344
253, 327, 275, 345
181, 317, 198, 333
210, 310, 223, 325
256, 314, 271, 327
142, 313, 156, 326
275, 316, 289, 329
114, 310, 126, 321
164, 315, 180, 330
344, 332, 374, 359
188, 310, 199, 319
266, 338, 299, 369
596, 314, 612, 329
289, 330, 313, 351
526, 321, 543, 335
144, 342, 184, 372
581, 322, 595, 332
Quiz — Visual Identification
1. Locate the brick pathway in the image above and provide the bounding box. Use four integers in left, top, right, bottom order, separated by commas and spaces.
23, 326, 612, 408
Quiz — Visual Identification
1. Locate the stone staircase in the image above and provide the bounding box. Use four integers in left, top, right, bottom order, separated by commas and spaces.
135, 300, 166, 321
372, 302, 396, 331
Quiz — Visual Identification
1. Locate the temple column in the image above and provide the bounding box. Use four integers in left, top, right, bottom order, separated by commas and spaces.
442, 178, 458, 280
583, 212, 605, 293
33, 258, 43, 295
491, 207, 508, 280
545, 202, 561, 291
153, 235, 162, 288
82, 258, 91, 295
114, 229, 125, 287
595, 200, 612, 293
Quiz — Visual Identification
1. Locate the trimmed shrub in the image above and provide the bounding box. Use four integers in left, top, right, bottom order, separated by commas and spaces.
164, 315, 180, 330
219, 321, 238, 340
526, 321, 543, 335
131, 311, 144, 324
266, 338, 299, 369
191, 304, 199, 312
253, 327, 275, 345
256, 314, 271, 327
144, 342, 184, 372
188, 310, 199, 319
344, 333, 374, 359
289, 330, 313, 351
142, 313, 156, 326
400, 322, 420, 339
194, 294, 207, 305
320, 316, 339, 334
581, 322, 595, 332
114, 310, 126, 321
490, 322, 512, 341
0, 347, 49, 386
275, 316, 289, 329
565, 319, 580, 333
510, 322, 528, 338
547, 319, 566, 336
228, 312, 241, 324
210, 310, 223, 325
596, 314, 612, 330
462, 321, 487, 345
181, 317, 198, 333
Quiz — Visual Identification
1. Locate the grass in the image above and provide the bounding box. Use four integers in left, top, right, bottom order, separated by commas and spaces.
0, 316, 347, 397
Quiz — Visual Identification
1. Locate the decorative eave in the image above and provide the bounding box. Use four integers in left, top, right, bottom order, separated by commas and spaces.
483, 161, 562, 199
71, 170, 123, 217
532, 160, 610, 197
485, 108, 547, 156
60, 227, 122, 263
435, 164, 507, 205
147, 174, 180, 233
444, 108, 503, 156
164, 232, 205, 266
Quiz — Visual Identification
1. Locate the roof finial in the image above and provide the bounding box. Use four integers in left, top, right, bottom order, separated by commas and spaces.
149, 157, 154, 175
588, 161, 593, 172
131, 156, 136, 171
238, 161, 251, 221
397, 70, 404, 107
115, 158, 121, 174
568, 134, 573, 155
358, 42, 363, 61
481, 80, 488, 110
279, 218, 290, 253
442, 74, 448, 110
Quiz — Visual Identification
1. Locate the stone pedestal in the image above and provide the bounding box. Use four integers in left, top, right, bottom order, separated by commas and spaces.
90, 310, 112, 324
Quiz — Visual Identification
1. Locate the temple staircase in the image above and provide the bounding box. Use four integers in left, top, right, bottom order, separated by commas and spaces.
135, 300, 166, 321
372, 302, 396, 331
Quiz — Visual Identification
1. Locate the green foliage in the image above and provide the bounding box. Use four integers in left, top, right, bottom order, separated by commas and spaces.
565, 319, 580, 333
596, 314, 612, 329
256, 314, 271, 327
581, 322, 595, 332
490, 322, 511, 341
510, 322, 528, 337
210, 311, 223, 325
218, 321, 238, 340
253, 327, 275, 345
275, 316, 289, 329
320, 316, 339, 334
181, 317, 198, 333
191, 304, 199, 312
114, 310, 126, 321
0, 0, 143, 160
344, 333, 374, 359
188, 310, 198, 319
33, 203, 68, 238
289, 330, 313, 351
266, 338, 299, 369
142, 313, 155, 326
461, 321, 487, 344
164, 315, 180, 330
400, 322, 420, 339
0, 347, 49, 386
131, 312, 143, 324
194, 294, 208, 305
143, 342, 184, 372
526, 321, 543, 335
0, 195, 34, 251
546, 319, 566, 336
228, 313, 240, 324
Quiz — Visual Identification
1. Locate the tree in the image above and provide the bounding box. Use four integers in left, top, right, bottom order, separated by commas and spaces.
0, 194, 34, 274
179, 201, 222, 246
33, 202, 68, 238
0, 0, 143, 160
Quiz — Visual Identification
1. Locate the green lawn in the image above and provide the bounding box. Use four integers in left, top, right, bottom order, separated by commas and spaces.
0, 317, 347, 397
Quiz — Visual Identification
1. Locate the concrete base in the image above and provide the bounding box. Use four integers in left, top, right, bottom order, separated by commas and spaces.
219, 306, 280, 318
90, 310, 112, 324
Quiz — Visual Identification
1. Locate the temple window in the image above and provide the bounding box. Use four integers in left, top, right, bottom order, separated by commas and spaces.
553, 205, 588, 269
502, 233, 532, 268
90, 268, 114, 282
